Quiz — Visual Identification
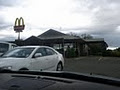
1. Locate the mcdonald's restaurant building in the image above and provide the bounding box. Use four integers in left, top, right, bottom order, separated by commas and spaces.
13, 29, 108, 57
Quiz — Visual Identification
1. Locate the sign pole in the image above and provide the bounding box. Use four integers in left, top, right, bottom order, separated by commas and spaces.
18, 32, 20, 40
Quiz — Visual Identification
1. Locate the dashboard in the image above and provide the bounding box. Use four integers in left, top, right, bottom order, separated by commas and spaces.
0, 70, 120, 90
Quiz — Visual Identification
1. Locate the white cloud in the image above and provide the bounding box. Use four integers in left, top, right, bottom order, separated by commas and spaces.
4, 0, 93, 28
1, 0, 120, 46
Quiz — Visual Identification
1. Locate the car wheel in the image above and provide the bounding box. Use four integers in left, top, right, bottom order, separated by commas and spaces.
56, 63, 63, 71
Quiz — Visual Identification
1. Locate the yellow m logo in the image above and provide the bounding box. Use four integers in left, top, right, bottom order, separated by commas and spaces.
15, 17, 24, 26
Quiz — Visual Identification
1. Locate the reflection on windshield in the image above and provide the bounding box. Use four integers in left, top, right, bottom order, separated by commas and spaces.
1, 0, 120, 81
2, 48, 35, 58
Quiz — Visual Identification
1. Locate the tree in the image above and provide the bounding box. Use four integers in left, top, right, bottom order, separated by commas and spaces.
67, 32, 79, 37
81, 34, 93, 39
67, 32, 93, 39
115, 47, 120, 51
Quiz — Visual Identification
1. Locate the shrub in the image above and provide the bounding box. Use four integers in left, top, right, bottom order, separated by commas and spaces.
66, 48, 76, 58
102, 50, 120, 57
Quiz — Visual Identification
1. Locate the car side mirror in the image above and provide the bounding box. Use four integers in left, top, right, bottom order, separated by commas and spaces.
34, 53, 42, 58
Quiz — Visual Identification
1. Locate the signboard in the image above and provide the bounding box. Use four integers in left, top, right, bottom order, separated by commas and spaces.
14, 17, 25, 32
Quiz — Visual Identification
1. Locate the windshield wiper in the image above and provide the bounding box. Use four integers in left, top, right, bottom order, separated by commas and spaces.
12, 74, 73, 83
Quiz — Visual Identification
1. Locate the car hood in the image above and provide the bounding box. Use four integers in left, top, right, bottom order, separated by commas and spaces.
0, 57, 26, 66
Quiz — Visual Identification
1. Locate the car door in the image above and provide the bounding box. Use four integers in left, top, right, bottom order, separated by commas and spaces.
44, 48, 58, 70
31, 48, 48, 71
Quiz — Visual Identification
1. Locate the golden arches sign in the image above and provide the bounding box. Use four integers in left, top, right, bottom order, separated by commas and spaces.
15, 17, 25, 26
14, 17, 25, 32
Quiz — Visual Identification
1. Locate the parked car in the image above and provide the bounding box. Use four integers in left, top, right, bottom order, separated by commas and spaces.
0, 46, 64, 71
0, 42, 17, 56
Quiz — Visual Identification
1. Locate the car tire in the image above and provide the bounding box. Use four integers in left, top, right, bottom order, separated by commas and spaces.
56, 62, 63, 71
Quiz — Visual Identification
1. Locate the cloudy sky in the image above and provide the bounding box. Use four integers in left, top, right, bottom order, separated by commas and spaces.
0, 0, 120, 47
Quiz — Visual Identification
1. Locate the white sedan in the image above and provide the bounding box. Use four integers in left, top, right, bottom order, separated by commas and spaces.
0, 46, 64, 71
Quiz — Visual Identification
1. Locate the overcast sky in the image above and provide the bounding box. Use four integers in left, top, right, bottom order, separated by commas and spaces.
0, 0, 120, 47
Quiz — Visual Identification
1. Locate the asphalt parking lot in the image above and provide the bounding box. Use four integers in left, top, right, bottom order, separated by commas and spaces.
64, 56, 120, 79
